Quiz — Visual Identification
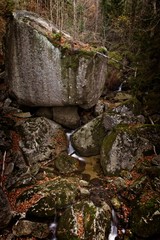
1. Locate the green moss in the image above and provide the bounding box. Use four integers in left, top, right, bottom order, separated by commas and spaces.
108, 51, 123, 69
131, 192, 160, 238
102, 129, 117, 158
92, 118, 107, 148
84, 204, 96, 231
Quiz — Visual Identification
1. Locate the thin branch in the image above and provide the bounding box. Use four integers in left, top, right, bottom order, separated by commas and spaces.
96, 51, 135, 71
1, 151, 6, 187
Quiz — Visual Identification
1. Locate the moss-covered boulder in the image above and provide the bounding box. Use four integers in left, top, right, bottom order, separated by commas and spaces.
100, 125, 160, 176
57, 200, 111, 240
55, 153, 85, 174
16, 177, 79, 218
71, 115, 109, 157
130, 190, 160, 238
6, 10, 107, 109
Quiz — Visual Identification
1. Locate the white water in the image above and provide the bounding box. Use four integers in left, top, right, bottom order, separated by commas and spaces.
118, 82, 123, 92
66, 131, 85, 161
108, 209, 118, 240
49, 215, 57, 240
117, 80, 126, 92
66, 131, 118, 240
66, 131, 75, 155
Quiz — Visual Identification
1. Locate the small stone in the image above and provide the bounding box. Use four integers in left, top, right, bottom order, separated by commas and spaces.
79, 187, 90, 196
79, 179, 89, 187
111, 197, 121, 210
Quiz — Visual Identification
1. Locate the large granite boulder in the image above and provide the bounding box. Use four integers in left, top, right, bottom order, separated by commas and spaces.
16, 117, 67, 165
71, 115, 111, 157
100, 125, 160, 176
6, 10, 107, 109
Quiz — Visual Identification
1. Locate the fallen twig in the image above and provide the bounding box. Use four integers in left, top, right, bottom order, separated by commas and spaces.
1, 151, 6, 187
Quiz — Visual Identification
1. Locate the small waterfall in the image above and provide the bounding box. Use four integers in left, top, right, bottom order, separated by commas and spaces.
117, 80, 126, 92
117, 82, 123, 92
108, 209, 118, 240
66, 131, 85, 161
49, 214, 57, 240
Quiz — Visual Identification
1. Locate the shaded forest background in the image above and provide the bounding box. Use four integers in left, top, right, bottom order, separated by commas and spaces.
0, 0, 160, 117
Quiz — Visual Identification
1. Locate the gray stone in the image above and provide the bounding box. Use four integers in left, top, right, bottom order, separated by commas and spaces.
12, 220, 49, 238
53, 106, 80, 129
79, 179, 89, 187
71, 115, 108, 156
100, 125, 159, 176
6, 11, 107, 109
79, 187, 90, 196
16, 117, 67, 165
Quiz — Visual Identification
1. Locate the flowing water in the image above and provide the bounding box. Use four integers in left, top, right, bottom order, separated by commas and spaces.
108, 209, 118, 240
66, 131, 85, 161
49, 214, 57, 240
66, 131, 118, 240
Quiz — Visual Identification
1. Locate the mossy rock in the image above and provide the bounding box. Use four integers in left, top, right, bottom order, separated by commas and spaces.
71, 115, 108, 157
55, 153, 85, 174
16, 177, 79, 218
100, 124, 160, 176
57, 201, 111, 240
130, 190, 160, 238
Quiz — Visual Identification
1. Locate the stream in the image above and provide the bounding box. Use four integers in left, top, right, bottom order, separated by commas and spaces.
49, 131, 119, 239
108, 209, 118, 240
48, 131, 118, 240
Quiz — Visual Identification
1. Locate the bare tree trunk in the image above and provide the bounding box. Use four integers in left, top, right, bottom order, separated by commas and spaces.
94, 0, 99, 40
49, 0, 53, 21
73, 0, 77, 39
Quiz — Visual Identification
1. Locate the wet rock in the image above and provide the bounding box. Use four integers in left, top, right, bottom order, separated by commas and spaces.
71, 115, 108, 156
53, 106, 80, 129
16, 117, 67, 165
6, 11, 107, 109
130, 190, 160, 238
0, 187, 12, 229
57, 200, 111, 240
55, 153, 84, 174
100, 125, 160, 176
12, 219, 49, 238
